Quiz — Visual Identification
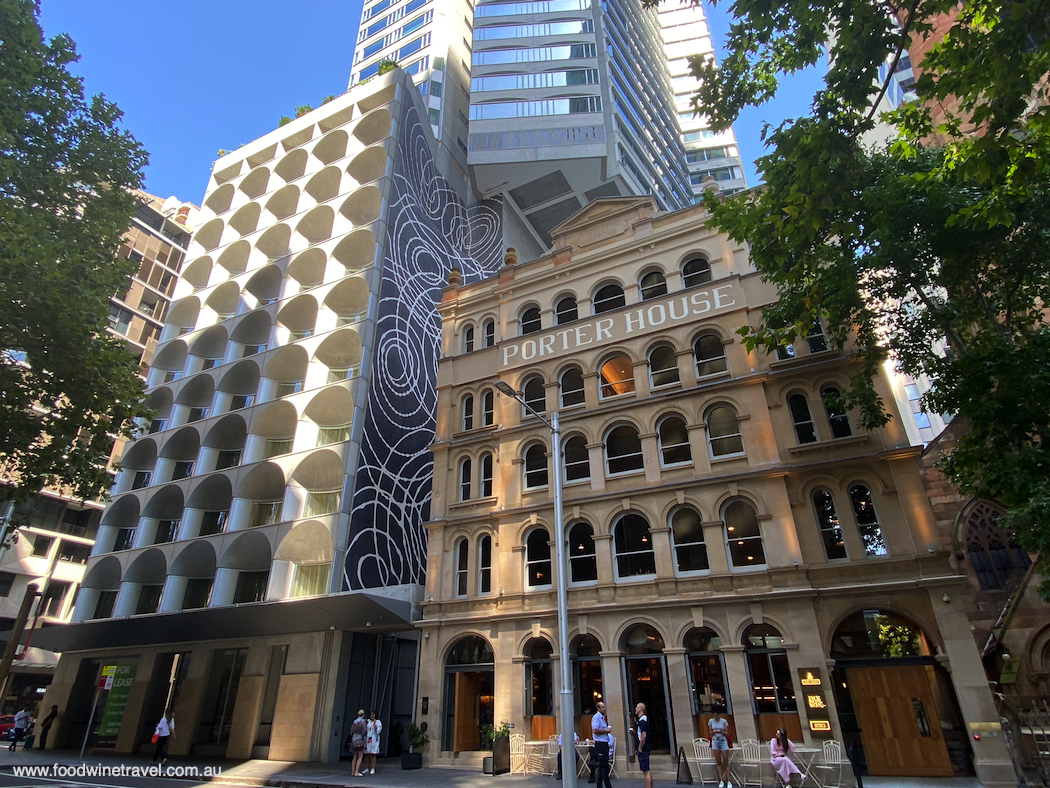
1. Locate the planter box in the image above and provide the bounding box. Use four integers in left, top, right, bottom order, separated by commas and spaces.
401, 752, 423, 770
492, 736, 510, 775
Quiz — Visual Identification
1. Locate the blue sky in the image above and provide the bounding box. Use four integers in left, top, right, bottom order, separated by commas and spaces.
40, 0, 824, 205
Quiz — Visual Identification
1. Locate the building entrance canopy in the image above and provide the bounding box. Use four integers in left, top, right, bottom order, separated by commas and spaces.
29, 590, 415, 652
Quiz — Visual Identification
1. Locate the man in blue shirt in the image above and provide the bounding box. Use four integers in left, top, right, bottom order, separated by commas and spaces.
591, 701, 613, 788
634, 702, 652, 788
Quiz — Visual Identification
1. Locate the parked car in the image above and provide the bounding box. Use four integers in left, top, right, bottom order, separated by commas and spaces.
0, 715, 14, 738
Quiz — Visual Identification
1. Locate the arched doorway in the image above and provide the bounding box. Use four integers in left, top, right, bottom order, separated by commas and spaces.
743, 623, 801, 742
830, 609, 970, 777
684, 627, 736, 741
572, 634, 604, 740
442, 636, 494, 753
524, 638, 555, 739
622, 624, 673, 752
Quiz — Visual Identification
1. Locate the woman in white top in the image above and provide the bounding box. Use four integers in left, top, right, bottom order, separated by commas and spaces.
365, 712, 383, 774
152, 710, 174, 766
708, 709, 732, 788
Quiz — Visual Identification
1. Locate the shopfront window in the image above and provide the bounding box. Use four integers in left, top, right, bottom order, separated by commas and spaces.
744, 624, 798, 730
524, 638, 554, 716
685, 627, 731, 715
572, 634, 603, 720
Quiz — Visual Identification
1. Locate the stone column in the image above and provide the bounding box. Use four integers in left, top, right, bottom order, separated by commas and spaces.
720, 645, 758, 741
663, 647, 695, 747
688, 423, 712, 475
930, 588, 1017, 787
702, 522, 730, 574
587, 443, 606, 492
632, 359, 651, 399
583, 372, 600, 410
676, 349, 697, 388
599, 651, 627, 771
640, 432, 661, 484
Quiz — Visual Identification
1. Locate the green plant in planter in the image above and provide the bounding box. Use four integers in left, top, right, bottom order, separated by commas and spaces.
377, 58, 398, 75
406, 721, 429, 752
480, 721, 511, 750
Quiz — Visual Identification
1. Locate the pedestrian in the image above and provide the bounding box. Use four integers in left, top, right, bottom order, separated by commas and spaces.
590, 700, 613, 788
37, 705, 58, 750
9, 705, 31, 751
555, 730, 579, 779
769, 728, 803, 786
365, 711, 382, 774
708, 707, 732, 788
349, 709, 367, 777
633, 702, 653, 788
151, 709, 174, 766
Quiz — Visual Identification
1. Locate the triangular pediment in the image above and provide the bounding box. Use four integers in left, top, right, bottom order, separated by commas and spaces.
549, 196, 658, 251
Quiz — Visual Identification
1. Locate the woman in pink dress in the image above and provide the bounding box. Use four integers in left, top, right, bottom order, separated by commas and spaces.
769, 729, 803, 785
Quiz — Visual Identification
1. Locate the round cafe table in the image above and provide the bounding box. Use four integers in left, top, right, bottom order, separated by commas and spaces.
791, 747, 824, 787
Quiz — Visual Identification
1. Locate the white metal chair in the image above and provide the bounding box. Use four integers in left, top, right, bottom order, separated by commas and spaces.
812, 739, 844, 788
691, 737, 718, 785
544, 734, 560, 776
739, 739, 764, 787
511, 734, 526, 774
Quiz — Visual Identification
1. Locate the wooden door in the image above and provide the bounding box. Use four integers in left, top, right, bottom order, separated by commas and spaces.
848, 665, 954, 777
453, 672, 481, 752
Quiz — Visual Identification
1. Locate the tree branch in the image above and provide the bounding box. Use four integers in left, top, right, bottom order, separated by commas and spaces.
864, 0, 923, 126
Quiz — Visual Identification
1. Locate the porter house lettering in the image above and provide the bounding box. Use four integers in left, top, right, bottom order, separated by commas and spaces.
501, 281, 739, 368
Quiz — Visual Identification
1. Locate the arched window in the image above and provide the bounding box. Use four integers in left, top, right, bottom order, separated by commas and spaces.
526, 528, 552, 586
560, 366, 585, 407
830, 610, 931, 659
524, 444, 549, 489
648, 345, 680, 388
592, 283, 626, 314
822, 387, 852, 438
480, 452, 494, 497
523, 376, 546, 414
483, 319, 496, 347
524, 638, 554, 715
482, 390, 495, 426
658, 416, 692, 466
613, 513, 656, 577
455, 538, 469, 596
459, 458, 472, 501
813, 489, 846, 560
744, 624, 797, 715
694, 334, 728, 377
706, 405, 743, 456
682, 257, 712, 287
568, 522, 597, 582
849, 484, 887, 556
639, 270, 667, 301
564, 435, 590, 481
555, 296, 578, 325
477, 534, 493, 594
520, 306, 542, 335
671, 506, 708, 572
788, 394, 816, 443
599, 354, 635, 398
963, 500, 1030, 590
462, 395, 474, 431
724, 500, 765, 567
463, 325, 475, 353
605, 425, 644, 474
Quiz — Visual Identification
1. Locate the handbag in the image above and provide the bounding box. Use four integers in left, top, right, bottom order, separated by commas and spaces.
151, 733, 159, 743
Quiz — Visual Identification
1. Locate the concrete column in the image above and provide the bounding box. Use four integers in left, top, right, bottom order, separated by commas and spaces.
720, 645, 758, 741
211, 567, 238, 607
930, 588, 1017, 787
640, 433, 661, 484
586, 444, 606, 492
160, 575, 188, 612
73, 588, 99, 622
228, 497, 252, 531
133, 519, 158, 549
631, 359, 651, 399
582, 372, 600, 410
702, 522, 730, 574
599, 651, 627, 768
179, 509, 203, 540
113, 581, 140, 617
663, 647, 696, 747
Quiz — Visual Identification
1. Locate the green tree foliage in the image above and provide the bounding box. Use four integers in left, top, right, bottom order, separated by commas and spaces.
660, 0, 1050, 591
378, 58, 399, 75
0, 0, 151, 507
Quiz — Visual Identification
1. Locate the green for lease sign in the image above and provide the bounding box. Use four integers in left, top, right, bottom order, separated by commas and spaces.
98, 662, 137, 738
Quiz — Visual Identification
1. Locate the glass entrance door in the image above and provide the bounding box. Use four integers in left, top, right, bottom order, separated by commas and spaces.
623, 656, 673, 752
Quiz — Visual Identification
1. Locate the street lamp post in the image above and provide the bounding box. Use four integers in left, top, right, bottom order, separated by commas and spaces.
495, 382, 576, 788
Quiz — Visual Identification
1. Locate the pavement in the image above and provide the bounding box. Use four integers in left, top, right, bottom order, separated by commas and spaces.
0, 746, 984, 788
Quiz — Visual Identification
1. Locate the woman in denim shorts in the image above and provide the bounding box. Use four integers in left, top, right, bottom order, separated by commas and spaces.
708, 710, 732, 788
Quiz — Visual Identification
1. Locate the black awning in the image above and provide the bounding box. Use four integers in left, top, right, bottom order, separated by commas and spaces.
30, 591, 416, 653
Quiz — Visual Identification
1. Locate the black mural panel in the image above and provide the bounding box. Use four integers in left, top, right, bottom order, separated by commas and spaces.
344, 100, 503, 589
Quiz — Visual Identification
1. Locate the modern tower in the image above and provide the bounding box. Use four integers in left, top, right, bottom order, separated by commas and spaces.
656, 2, 747, 199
